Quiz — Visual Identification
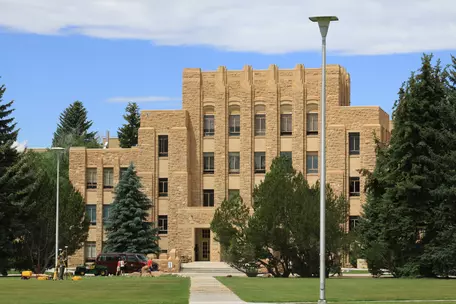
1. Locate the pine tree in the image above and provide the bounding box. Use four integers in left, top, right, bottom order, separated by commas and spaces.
0, 83, 19, 173
0, 82, 38, 274
52, 101, 100, 149
104, 163, 160, 254
359, 54, 456, 277
419, 56, 456, 277
117, 102, 140, 148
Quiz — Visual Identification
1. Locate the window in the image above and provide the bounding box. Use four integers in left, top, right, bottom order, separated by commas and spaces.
127, 255, 138, 262
349, 177, 360, 197
103, 168, 113, 189
255, 114, 266, 136
158, 135, 168, 157
307, 113, 318, 135
158, 215, 168, 234
228, 152, 240, 174
228, 189, 240, 200
203, 190, 214, 207
349, 132, 360, 155
254, 152, 266, 173
120, 167, 128, 180
85, 242, 97, 261
86, 204, 96, 225
280, 114, 292, 135
204, 115, 215, 136
306, 153, 318, 174
103, 205, 111, 224
229, 115, 240, 136
203, 152, 214, 174
280, 151, 292, 161
86, 168, 97, 189
159, 178, 168, 197
349, 216, 359, 232
202, 229, 210, 239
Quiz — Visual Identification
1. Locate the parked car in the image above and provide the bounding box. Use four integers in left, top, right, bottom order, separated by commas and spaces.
96, 252, 148, 275
74, 263, 108, 276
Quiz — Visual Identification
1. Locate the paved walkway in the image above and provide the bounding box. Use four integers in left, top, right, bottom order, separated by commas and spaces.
189, 276, 246, 304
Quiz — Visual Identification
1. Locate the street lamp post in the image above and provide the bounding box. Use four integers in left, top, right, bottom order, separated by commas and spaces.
51, 147, 65, 280
309, 15, 338, 304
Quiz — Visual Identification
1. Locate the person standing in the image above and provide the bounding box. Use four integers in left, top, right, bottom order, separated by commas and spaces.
120, 257, 125, 275
116, 258, 121, 276
58, 251, 66, 280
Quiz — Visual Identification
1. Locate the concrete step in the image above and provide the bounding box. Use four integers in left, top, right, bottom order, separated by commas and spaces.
181, 262, 243, 274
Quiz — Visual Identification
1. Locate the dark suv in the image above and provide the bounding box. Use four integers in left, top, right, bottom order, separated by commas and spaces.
96, 252, 148, 275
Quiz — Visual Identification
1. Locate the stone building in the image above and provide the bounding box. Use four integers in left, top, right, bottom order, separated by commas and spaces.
68, 64, 391, 265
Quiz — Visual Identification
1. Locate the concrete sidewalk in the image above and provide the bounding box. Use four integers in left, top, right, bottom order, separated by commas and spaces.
189, 276, 246, 304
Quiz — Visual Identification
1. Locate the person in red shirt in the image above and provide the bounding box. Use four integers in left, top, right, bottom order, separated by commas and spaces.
147, 258, 153, 272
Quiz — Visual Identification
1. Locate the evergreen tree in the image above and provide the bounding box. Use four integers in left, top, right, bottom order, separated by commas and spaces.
419, 56, 456, 277
52, 101, 100, 149
0, 83, 19, 173
0, 82, 39, 274
104, 163, 160, 254
359, 54, 456, 277
117, 102, 140, 148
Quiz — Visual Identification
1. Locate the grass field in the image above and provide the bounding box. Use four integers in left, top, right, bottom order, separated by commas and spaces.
218, 277, 456, 303
0, 275, 190, 304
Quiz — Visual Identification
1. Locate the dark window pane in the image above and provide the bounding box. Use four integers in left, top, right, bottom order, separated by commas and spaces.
254, 152, 266, 173
306, 154, 318, 174
103, 205, 111, 224
86, 168, 97, 189
255, 114, 266, 136
229, 115, 240, 136
204, 115, 215, 136
349, 177, 360, 196
158, 135, 168, 157
307, 113, 318, 135
280, 114, 292, 135
158, 215, 168, 234
86, 205, 97, 225
159, 178, 168, 196
203, 190, 214, 207
229, 152, 240, 174
349, 133, 360, 155
203, 152, 214, 174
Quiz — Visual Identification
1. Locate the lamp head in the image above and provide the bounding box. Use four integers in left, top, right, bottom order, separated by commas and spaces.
309, 16, 339, 38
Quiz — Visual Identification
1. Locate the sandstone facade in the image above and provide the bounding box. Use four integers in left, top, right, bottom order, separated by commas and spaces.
68, 64, 391, 266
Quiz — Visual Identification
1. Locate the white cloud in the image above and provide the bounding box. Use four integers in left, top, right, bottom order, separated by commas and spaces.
12, 140, 27, 152
106, 96, 180, 103
1, 0, 456, 55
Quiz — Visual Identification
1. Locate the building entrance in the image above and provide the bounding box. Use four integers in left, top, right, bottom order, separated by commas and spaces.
194, 228, 211, 261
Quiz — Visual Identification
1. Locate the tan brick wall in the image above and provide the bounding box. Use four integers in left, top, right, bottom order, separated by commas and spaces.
68, 64, 390, 264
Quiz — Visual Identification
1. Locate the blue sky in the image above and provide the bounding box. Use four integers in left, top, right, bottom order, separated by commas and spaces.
1, 0, 455, 148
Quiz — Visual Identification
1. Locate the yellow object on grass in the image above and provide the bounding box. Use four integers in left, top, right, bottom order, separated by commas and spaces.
21, 271, 32, 278
72, 276, 82, 281
37, 276, 48, 281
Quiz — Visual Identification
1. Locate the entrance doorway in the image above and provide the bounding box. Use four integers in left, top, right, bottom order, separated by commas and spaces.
194, 228, 210, 261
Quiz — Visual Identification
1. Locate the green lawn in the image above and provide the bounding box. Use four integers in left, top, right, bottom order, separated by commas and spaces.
0, 275, 190, 304
217, 277, 456, 303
